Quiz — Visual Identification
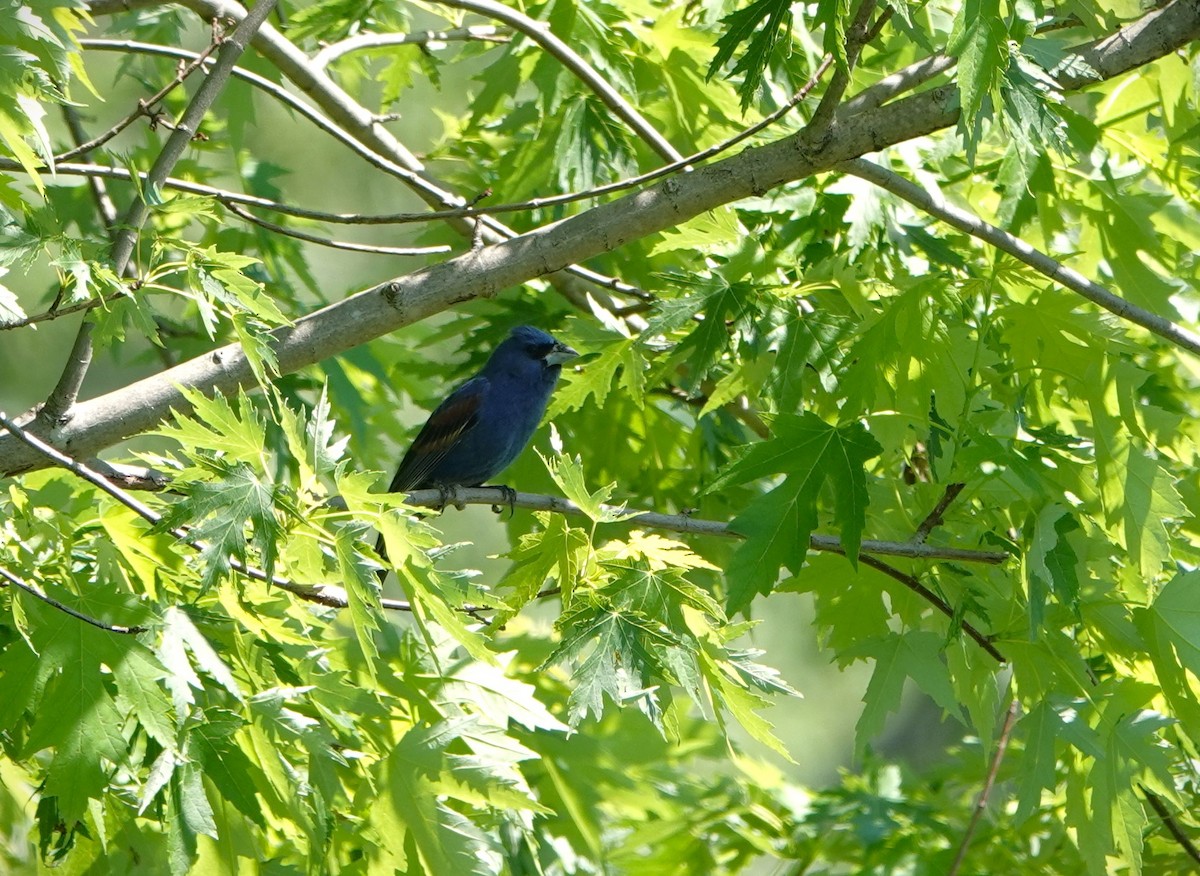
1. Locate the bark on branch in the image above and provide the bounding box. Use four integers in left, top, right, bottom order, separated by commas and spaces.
3, 0, 1196, 476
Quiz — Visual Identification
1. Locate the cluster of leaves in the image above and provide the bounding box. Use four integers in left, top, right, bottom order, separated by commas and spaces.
0, 0, 1199, 873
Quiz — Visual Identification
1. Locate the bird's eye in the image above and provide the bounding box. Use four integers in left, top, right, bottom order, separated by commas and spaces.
531, 343, 554, 359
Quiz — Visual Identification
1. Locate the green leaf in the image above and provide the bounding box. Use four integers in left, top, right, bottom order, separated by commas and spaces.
29, 646, 127, 823
848, 631, 961, 758
1119, 444, 1185, 580
553, 94, 636, 191
160, 607, 243, 702
724, 476, 811, 612
1014, 700, 1061, 823
541, 449, 638, 523
0, 267, 26, 326
401, 564, 495, 665
157, 388, 267, 462
157, 460, 285, 590
707, 0, 793, 111
541, 597, 685, 729
369, 721, 492, 875
172, 759, 217, 866
1027, 504, 1081, 633
335, 527, 381, 681
697, 646, 791, 758
1136, 571, 1200, 681
496, 514, 590, 616
112, 644, 178, 749
812, 0, 851, 71
188, 713, 265, 829
549, 337, 644, 415
716, 412, 881, 610
947, 0, 1008, 157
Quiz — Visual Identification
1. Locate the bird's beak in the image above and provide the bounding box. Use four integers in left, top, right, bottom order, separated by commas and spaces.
545, 342, 579, 366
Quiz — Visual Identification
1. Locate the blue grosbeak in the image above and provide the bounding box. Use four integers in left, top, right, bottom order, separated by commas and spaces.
376, 325, 578, 574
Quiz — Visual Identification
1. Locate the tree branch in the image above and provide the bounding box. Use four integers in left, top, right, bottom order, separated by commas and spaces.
842, 157, 1200, 357
913, 483, 966, 544
948, 698, 1021, 875
435, 0, 682, 161
38, 1, 279, 427
2, 1, 1195, 475
0, 564, 148, 634
854, 552, 1005, 662
395, 486, 1008, 565
1142, 786, 1200, 866
312, 25, 512, 69
223, 202, 454, 256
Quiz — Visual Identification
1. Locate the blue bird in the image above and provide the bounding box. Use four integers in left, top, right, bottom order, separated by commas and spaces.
376, 325, 578, 573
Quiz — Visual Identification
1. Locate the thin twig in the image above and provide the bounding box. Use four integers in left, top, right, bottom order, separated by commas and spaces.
1141, 786, 1200, 866
54, 36, 224, 163
1, 289, 129, 331
0, 410, 423, 615
913, 483, 966, 544
60, 105, 121, 229
842, 157, 1200, 358
853, 552, 1006, 662
948, 699, 1021, 876
803, 0, 883, 140
397, 486, 1009, 565
0, 564, 148, 634
434, 0, 682, 162
313, 25, 512, 68
224, 202, 453, 256
39, 2, 280, 427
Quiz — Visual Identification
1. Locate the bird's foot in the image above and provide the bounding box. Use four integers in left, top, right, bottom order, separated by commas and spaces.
435, 484, 467, 511
489, 485, 517, 518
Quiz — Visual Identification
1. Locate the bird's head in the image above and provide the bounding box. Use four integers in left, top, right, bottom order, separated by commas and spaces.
490, 325, 579, 377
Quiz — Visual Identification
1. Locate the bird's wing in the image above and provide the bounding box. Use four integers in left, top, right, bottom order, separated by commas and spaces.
388, 376, 487, 493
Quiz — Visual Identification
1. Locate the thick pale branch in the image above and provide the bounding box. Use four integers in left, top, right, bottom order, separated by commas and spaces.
4, 0, 1196, 475
843, 157, 1200, 356
400, 486, 1009, 565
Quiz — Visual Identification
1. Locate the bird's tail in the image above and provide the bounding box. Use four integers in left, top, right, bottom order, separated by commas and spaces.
375, 529, 390, 584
